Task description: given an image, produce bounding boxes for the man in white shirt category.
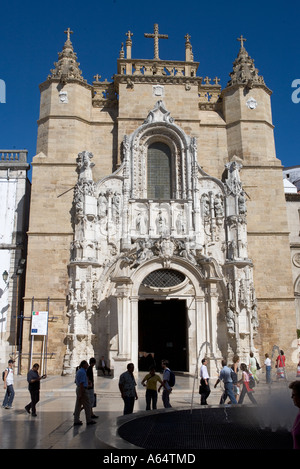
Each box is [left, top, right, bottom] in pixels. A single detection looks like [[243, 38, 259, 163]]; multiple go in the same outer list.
[[199, 358, 210, 405], [2, 359, 15, 409], [159, 360, 172, 408]]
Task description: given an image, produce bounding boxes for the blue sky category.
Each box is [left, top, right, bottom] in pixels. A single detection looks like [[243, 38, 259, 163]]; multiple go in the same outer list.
[[1, 0, 300, 180]]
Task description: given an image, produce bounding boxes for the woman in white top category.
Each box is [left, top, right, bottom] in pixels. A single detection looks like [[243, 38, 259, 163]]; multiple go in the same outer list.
[[264, 353, 271, 384], [2, 359, 15, 409]]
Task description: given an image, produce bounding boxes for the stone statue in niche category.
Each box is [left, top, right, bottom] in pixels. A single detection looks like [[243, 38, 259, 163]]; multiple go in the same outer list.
[[225, 161, 243, 195], [98, 192, 107, 218], [156, 210, 168, 236], [136, 211, 148, 235], [77, 151, 94, 181], [112, 192, 121, 219], [226, 308, 235, 336], [214, 193, 224, 218], [176, 212, 185, 234], [228, 240, 237, 260], [238, 191, 247, 215], [201, 193, 210, 219]]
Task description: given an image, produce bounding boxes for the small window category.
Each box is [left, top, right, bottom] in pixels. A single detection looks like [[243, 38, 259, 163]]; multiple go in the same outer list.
[[147, 142, 171, 199]]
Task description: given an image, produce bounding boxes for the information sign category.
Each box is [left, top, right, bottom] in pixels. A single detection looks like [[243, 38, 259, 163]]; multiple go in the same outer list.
[[31, 311, 49, 336]]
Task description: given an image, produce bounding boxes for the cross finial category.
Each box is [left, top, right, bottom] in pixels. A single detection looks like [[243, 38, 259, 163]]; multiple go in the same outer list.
[[64, 28, 74, 42], [144, 23, 168, 60], [185, 34, 191, 43], [126, 30, 133, 41], [93, 74, 101, 82], [237, 34, 246, 49]]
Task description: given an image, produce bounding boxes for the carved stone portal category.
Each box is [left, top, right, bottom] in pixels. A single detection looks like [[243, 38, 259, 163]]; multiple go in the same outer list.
[[63, 102, 258, 375]]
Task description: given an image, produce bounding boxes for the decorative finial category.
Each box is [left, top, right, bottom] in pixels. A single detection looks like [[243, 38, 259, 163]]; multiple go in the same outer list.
[[144, 23, 168, 60], [64, 28, 73, 42], [227, 35, 266, 89], [48, 29, 86, 84], [126, 30, 133, 41], [237, 35, 246, 49], [93, 74, 101, 82]]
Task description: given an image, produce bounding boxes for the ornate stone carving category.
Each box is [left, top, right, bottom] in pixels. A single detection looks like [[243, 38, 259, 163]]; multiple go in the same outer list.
[[227, 35, 266, 90], [63, 101, 258, 373], [246, 97, 257, 109], [48, 29, 86, 85]]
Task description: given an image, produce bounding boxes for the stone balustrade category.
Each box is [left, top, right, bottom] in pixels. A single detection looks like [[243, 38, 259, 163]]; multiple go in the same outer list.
[[0, 150, 28, 163]]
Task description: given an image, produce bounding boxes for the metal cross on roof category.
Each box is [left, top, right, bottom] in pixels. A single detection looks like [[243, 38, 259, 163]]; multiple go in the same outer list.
[[144, 24, 168, 60]]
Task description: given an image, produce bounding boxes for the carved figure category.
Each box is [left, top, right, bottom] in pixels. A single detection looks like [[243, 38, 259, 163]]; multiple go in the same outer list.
[[98, 192, 107, 218], [226, 308, 235, 335], [112, 192, 121, 218], [214, 193, 224, 217], [156, 210, 168, 235], [238, 191, 247, 214], [77, 151, 94, 181], [176, 212, 185, 234], [136, 211, 148, 235]]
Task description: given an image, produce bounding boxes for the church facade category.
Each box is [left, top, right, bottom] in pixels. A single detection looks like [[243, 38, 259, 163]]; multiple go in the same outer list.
[[21, 26, 296, 376]]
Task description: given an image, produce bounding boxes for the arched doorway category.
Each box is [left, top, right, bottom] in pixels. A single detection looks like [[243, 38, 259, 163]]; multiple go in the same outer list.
[[138, 298, 188, 372]]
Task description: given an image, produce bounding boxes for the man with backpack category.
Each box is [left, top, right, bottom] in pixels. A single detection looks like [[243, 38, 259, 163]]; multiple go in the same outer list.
[[159, 360, 175, 408]]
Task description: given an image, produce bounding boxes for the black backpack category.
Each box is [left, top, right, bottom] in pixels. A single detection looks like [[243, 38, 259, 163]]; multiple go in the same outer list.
[[230, 367, 238, 384], [168, 370, 175, 387]]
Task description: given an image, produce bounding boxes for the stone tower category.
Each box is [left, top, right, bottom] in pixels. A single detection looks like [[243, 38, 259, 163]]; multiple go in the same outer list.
[[21, 27, 296, 376]]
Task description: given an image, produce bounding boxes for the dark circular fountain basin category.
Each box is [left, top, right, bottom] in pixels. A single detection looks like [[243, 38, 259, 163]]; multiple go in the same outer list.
[[118, 407, 293, 449]]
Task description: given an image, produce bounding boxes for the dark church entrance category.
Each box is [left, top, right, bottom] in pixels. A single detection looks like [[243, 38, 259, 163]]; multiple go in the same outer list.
[[138, 299, 188, 372]]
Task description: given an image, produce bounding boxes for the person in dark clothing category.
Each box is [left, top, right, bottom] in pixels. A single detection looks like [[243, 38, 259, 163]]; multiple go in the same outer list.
[[87, 357, 98, 418], [99, 356, 111, 376], [25, 363, 46, 417]]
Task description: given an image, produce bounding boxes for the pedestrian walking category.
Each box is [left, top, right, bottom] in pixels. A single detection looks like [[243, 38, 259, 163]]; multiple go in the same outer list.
[[214, 359, 237, 405], [87, 357, 98, 419], [2, 359, 15, 409], [118, 363, 138, 415], [231, 355, 240, 403], [275, 350, 286, 379], [25, 363, 46, 417], [289, 380, 300, 449], [73, 360, 96, 426], [238, 363, 257, 405], [99, 356, 111, 376], [249, 352, 259, 384], [159, 360, 172, 408], [199, 358, 210, 405], [264, 353, 272, 384], [141, 366, 165, 410]]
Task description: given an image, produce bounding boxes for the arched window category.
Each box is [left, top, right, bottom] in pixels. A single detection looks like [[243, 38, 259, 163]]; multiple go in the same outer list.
[[147, 142, 172, 199]]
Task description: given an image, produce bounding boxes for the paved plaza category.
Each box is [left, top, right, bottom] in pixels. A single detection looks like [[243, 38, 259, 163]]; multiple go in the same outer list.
[[0, 368, 298, 452]]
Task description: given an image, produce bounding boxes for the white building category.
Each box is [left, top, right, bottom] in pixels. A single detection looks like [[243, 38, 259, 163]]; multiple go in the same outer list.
[[0, 150, 30, 369]]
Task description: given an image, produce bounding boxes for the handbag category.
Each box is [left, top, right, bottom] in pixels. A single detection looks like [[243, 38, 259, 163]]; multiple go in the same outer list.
[[93, 393, 97, 408]]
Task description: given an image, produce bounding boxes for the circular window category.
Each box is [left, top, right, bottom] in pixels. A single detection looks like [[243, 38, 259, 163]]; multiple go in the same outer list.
[[142, 269, 186, 289]]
